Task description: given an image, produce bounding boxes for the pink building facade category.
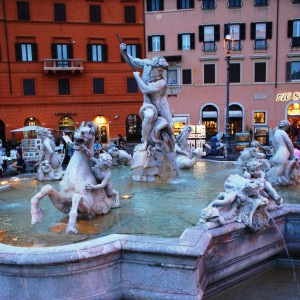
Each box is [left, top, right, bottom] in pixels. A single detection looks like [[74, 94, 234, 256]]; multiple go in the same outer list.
[[144, 0, 300, 142]]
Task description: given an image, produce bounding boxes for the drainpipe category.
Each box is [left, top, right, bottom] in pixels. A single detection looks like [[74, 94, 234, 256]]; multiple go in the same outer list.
[[2, 0, 12, 95], [275, 0, 279, 88]]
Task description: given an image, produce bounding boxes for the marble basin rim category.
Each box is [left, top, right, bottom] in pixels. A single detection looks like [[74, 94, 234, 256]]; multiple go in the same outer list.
[[0, 203, 299, 300]]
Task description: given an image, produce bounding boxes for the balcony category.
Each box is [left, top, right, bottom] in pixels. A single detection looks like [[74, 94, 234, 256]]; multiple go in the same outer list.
[[43, 59, 84, 74]]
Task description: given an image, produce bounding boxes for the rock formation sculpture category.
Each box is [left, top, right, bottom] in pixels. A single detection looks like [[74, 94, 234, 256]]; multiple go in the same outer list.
[[31, 121, 119, 234], [35, 127, 64, 181], [266, 120, 299, 185], [175, 125, 206, 169]]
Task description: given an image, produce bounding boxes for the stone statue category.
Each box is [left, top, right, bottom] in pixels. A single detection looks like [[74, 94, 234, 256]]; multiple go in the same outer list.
[[175, 125, 206, 169], [235, 140, 271, 176], [120, 43, 177, 181], [266, 120, 299, 185], [200, 173, 283, 232], [31, 121, 120, 234], [106, 143, 132, 166], [35, 127, 64, 181]]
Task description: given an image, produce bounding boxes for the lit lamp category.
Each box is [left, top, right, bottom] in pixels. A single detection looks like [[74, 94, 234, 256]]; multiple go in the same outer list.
[[223, 27, 235, 158]]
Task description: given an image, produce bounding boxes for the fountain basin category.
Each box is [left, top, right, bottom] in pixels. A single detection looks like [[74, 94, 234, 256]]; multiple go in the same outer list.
[[1, 204, 299, 299]]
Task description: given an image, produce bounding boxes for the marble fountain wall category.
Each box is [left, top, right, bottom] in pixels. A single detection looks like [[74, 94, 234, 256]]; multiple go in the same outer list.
[[0, 204, 299, 300]]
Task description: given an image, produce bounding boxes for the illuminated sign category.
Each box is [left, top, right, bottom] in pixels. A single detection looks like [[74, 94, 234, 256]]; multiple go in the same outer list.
[[276, 91, 300, 102]]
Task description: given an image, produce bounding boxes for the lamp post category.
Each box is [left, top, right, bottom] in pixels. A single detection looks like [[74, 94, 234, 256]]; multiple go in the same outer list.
[[223, 30, 234, 158]]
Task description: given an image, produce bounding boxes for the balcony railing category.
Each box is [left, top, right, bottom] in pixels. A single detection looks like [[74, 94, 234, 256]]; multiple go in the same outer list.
[[43, 59, 84, 73]]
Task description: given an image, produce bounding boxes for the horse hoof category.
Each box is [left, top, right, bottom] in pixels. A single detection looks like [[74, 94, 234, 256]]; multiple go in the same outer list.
[[31, 208, 44, 225], [66, 225, 78, 235]]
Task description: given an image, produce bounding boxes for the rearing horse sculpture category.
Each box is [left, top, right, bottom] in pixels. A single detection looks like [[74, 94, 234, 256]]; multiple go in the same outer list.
[[31, 121, 119, 234]]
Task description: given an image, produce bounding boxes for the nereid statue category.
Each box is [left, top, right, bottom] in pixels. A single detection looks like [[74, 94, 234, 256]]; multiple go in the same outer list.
[[175, 125, 206, 169], [265, 120, 299, 185], [31, 121, 119, 234], [120, 43, 177, 181], [36, 127, 64, 181]]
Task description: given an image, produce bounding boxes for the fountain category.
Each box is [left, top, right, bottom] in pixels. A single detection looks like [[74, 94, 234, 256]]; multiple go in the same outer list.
[[0, 159, 300, 299]]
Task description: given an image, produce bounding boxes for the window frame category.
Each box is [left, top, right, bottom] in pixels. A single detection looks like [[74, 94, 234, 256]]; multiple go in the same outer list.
[[146, 0, 164, 11], [87, 44, 108, 62], [148, 35, 165, 52], [253, 111, 267, 125], [127, 77, 138, 93], [254, 0, 269, 7], [15, 43, 38, 62], [251, 22, 272, 50], [167, 69, 179, 85], [178, 33, 195, 50], [54, 3, 66, 22], [199, 25, 220, 52], [93, 78, 104, 94], [177, 0, 194, 9], [23, 78, 35, 96], [58, 78, 70, 95], [225, 23, 245, 51], [229, 62, 241, 83], [203, 63, 216, 84], [254, 61, 267, 83], [201, 0, 216, 10], [182, 69, 192, 85], [89, 5, 101, 23], [288, 19, 300, 48], [286, 61, 300, 82], [228, 0, 242, 9], [17, 1, 30, 21]]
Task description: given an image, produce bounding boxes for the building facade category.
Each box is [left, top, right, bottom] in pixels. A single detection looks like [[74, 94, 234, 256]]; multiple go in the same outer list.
[[0, 0, 145, 146], [145, 0, 300, 141]]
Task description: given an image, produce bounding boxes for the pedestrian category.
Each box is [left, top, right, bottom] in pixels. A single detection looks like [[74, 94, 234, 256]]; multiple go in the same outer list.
[[210, 133, 220, 158]]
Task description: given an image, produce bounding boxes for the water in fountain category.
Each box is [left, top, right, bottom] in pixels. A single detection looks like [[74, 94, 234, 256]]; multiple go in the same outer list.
[[0, 160, 299, 247]]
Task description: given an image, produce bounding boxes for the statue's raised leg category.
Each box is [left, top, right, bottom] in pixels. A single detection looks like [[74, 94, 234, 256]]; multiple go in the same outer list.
[[66, 194, 83, 234]]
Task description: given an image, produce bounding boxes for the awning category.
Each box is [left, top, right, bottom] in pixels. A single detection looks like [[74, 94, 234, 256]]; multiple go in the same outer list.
[[172, 116, 188, 123], [229, 111, 243, 118], [202, 111, 217, 118]]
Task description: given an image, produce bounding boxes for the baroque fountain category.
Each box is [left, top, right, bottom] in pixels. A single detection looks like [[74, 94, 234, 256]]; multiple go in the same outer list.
[[0, 50, 300, 299]]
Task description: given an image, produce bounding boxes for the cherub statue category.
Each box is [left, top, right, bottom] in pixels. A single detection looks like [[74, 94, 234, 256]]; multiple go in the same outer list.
[[83, 148, 119, 207]]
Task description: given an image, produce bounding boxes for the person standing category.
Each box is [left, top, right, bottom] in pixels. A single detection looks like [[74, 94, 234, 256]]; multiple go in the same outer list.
[[210, 133, 219, 158]]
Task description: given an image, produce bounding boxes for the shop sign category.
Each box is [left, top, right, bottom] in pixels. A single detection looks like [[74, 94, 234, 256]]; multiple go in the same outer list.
[[276, 91, 300, 102], [55, 112, 77, 116]]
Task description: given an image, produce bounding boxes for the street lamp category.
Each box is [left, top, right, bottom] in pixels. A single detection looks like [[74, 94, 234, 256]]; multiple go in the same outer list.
[[223, 29, 234, 158]]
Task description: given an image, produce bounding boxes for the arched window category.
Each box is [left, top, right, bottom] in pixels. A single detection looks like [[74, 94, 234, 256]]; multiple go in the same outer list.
[[126, 114, 142, 142], [24, 117, 40, 126], [58, 116, 75, 134], [229, 104, 243, 135], [202, 105, 218, 138], [93, 115, 109, 143]]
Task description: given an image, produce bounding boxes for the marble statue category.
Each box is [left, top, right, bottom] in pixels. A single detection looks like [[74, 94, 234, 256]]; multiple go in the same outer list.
[[175, 125, 206, 169], [235, 140, 270, 173], [107, 143, 132, 166], [31, 121, 119, 234], [266, 120, 299, 185], [200, 172, 283, 232], [120, 43, 177, 181], [36, 127, 64, 181]]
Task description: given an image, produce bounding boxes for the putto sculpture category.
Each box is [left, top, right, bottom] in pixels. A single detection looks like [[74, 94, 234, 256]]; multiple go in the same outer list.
[[175, 125, 206, 169], [120, 42, 177, 181], [106, 143, 132, 166], [35, 127, 64, 181], [31, 121, 119, 234], [266, 120, 299, 185]]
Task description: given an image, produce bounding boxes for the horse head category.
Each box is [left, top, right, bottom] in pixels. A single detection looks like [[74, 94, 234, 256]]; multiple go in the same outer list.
[[73, 121, 96, 152]]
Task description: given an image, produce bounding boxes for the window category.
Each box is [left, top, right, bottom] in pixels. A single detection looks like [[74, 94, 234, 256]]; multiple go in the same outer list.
[[127, 78, 138, 93], [87, 44, 108, 62], [54, 3, 66, 22], [292, 0, 300, 3], [93, 78, 104, 94], [15, 43, 38, 62], [125, 44, 141, 59], [202, 0, 215, 10], [58, 78, 70, 95], [17, 1, 30, 20], [286, 61, 300, 81], [182, 69, 192, 84], [23, 79, 35, 96], [228, 0, 242, 8], [229, 63, 241, 83], [167, 69, 178, 85], [254, 62, 267, 82], [199, 25, 220, 52], [51, 43, 73, 66], [224, 24, 245, 51], [253, 112, 266, 124], [90, 5, 101, 23], [146, 0, 164, 11], [254, 0, 269, 6], [148, 35, 165, 52], [125, 6, 136, 23], [251, 22, 272, 50], [288, 20, 300, 48], [177, 0, 194, 9], [178, 33, 195, 50], [203, 64, 215, 84]]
